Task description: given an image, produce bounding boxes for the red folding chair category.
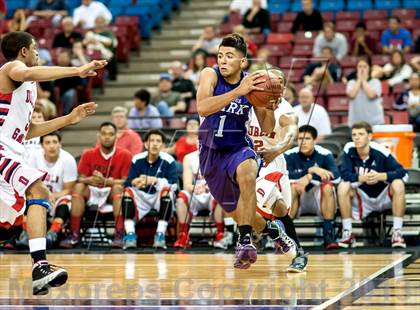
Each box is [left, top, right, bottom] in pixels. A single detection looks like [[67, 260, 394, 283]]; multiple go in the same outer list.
[[291, 44, 313, 57], [327, 83, 347, 96], [328, 97, 348, 112], [336, 11, 360, 20], [282, 12, 297, 22], [392, 9, 416, 20], [363, 10, 387, 20]]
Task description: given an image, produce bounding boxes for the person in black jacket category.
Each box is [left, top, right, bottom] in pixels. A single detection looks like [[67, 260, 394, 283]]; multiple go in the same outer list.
[[242, 0, 271, 35], [291, 0, 324, 34]]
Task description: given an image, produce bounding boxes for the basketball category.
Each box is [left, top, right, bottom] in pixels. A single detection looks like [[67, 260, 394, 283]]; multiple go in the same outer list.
[[245, 70, 283, 108]]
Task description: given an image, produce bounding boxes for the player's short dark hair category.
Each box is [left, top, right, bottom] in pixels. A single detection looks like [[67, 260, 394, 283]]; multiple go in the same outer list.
[[134, 89, 151, 105], [40, 131, 62, 144], [1, 31, 35, 61], [219, 33, 247, 57], [144, 129, 166, 144], [389, 16, 401, 23], [299, 125, 318, 140], [99, 121, 117, 133], [352, 121, 372, 134]]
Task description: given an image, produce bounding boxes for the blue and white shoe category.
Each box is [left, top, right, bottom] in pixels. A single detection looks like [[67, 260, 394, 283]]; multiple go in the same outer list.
[[123, 233, 137, 250], [153, 232, 167, 249], [270, 220, 297, 260]]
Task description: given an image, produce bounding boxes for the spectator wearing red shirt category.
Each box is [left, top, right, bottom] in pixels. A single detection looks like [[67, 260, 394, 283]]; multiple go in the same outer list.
[[166, 117, 199, 163], [0, 0, 6, 19], [111, 106, 143, 156], [59, 122, 132, 249]]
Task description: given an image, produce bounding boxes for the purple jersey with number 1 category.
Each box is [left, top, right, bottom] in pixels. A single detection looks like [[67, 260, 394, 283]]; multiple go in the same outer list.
[[199, 66, 258, 212]]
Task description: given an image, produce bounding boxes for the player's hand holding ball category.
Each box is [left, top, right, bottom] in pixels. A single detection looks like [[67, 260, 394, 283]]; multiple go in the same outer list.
[[244, 70, 283, 109], [237, 71, 266, 96]]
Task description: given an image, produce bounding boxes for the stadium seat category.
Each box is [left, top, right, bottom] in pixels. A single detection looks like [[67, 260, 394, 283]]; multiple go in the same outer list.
[[319, 0, 344, 12], [276, 22, 293, 33], [291, 44, 313, 57], [267, 33, 293, 44], [347, 0, 372, 11], [294, 31, 318, 44], [382, 96, 394, 110], [392, 8, 416, 19], [282, 12, 298, 22], [372, 55, 391, 66], [406, 169, 420, 187], [115, 16, 141, 52], [392, 83, 407, 97], [366, 20, 387, 32], [109, 7, 125, 19], [388, 111, 409, 124], [270, 13, 281, 31], [280, 56, 308, 68], [188, 100, 197, 114], [317, 141, 342, 158], [335, 11, 361, 20], [328, 97, 348, 111], [324, 132, 351, 147], [249, 34, 265, 47], [382, 81, 390, 96], [402, 0, 420, 9], [321, 11, 334, 21], [108, 0, 131, 7], [363, 10, 388, 20], [340, 56, 357, 69], [228, 12, 242, 25], [327, 83, 347, 96], [401, 19, 420, 32], [28, 19, 52, 38], [219, 24, 233, 35], [332, 125, 351, 135], [268, 2, 290, 13], [281, 68, 304, 83], [374, 0, 400, 10], [336, 20, 359, 32]]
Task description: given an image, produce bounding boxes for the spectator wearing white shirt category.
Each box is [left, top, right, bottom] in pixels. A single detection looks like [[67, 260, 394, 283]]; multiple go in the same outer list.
[[72, 0, 112, 29], [313, 22, 348, 61], [230, 0, 267, 15], [294, 87, 332, 139]]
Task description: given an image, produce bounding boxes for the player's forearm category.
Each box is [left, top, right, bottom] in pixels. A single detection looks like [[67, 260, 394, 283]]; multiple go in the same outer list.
[[26, 114, 72, 139], [197, 88, 241, 117], [16, 66, 80, 82]]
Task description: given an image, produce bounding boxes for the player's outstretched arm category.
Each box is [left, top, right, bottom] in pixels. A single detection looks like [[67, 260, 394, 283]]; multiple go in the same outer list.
[[26, 102, 97, 139], [197, 68, 265, 117], [7, 60, 107, 82]]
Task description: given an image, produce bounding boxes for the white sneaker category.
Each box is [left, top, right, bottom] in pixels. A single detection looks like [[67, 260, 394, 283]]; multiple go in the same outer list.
[[213, 231, 233, 249], [391, 229, 406, 248]]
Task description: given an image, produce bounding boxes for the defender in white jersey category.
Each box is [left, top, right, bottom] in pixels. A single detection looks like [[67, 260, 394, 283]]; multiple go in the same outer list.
[[248, 69, 308, 273], [174, 150, 228, 249], [0, 31, 106, 295]]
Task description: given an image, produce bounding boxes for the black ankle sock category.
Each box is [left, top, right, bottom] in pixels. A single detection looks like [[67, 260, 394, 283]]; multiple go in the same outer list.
[[277, 215, 301, 248], [226, 224, 235, 233], [238, 225, 252, 244], [31, 250, 47, 265]]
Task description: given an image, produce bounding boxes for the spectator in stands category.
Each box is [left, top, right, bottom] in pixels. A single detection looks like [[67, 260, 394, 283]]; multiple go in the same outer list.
[[347, 57, 384, 127], [284, 83, 298, 107], [351, 22, 376, 57], [152, 74, 185, 117], [53, 17, 83, 49], [121, 129, 178, 250], [410, 55, 420, 72], [230, 0, 267, 16], [71, 41, 89, 66], [59, 122, 132, 249], [233, 24, 258, 57], [83, 16, 118, 80], [32, 0, 67, 26], [291, 0, 323, 34], [302, 46, 340, 88], [248, 47, 272, 73], [22, 106, 47, 163], [313, 22, 348, 61], [337, 121, 408, 248], [414, 36, 420, 54], [242, 0, 271, 35], [294, 87, 331, 138], [374, 50, 413, 87], [111, 106, 144, 156], [36, 83, 56, 119], [285, 125, 340, 249], [185, 50, 207, 87], [381, 16, 413, 54], [192, 25, 222, 56], [174, 149, 227, 249], [53, 51, 83, 115], [7, 9, 28, 32], [394, 72, 420, 131], [128, 89, 162, 130], [28, 132, 77, 248], [170, 61, 195, 111], [0, 0, 6, 19], [165, 116, 199, 164], [73, 0, 112, 30]]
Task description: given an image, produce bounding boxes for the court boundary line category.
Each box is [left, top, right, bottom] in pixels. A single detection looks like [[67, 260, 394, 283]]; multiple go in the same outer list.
[[313, 253, 412, 310]]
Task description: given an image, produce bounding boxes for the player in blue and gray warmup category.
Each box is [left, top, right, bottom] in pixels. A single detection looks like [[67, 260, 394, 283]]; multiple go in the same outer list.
[[197, 33, 296, 269]]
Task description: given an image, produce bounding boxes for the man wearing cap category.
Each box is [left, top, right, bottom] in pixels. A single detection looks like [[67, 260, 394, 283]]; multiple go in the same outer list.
[[152, 73, 186, 117]]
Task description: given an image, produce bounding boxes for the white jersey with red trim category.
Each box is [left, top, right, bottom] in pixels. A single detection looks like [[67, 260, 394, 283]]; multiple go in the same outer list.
[[0, 78, 37, 156]]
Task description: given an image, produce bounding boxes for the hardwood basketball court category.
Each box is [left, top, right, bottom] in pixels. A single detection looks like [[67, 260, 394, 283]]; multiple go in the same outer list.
[[0, 250, 418, 309]]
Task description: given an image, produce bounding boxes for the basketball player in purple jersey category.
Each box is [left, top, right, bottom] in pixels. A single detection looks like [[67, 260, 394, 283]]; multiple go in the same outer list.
[[197, 34, 294, 269]]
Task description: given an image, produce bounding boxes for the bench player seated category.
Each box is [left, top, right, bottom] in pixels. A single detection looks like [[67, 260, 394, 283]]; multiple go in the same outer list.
[[59, 122, 132, 248], [17, 132, 77, 248], [285, 125, 341, 249], [337, 121, 408, 248], [121, 129, 178, 250], [174, 149, 229, 249]]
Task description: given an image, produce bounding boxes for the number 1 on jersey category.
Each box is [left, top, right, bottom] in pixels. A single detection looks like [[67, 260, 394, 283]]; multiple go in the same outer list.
[[215, 115, 226, 137]]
